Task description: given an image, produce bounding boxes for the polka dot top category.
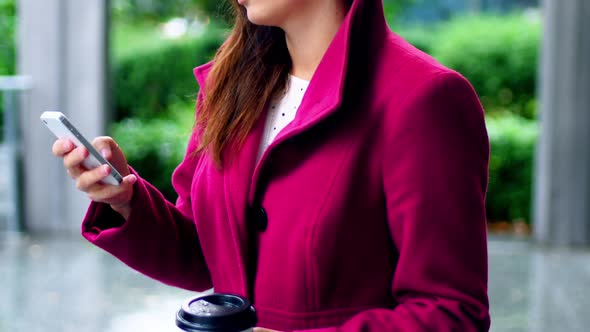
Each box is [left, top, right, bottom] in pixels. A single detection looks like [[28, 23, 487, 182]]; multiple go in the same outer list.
[[257, 75, 310, 161]]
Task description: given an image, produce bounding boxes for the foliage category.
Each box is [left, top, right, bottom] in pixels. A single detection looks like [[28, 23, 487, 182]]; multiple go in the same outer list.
[[0, 0, 16, 139], [383, 0, 418, 26], [111, 21, 171, 60], [111, 103, 195, 201], [428, 14, 541, 119], [112, 25, 225, 121], [0, 0, 15, 76], [486, 113, 538, 223], [112, 0, 228, 22], [395, 24, 437, 54], [110, 22, 224, 200]]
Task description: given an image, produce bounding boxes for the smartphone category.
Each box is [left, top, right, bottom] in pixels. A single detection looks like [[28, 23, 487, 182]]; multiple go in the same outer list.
[[40, 111, 123, 186]]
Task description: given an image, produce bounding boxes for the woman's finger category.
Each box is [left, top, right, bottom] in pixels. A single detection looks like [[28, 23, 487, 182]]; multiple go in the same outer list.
[[87, 174, 136, 204], [63, 146, 89, 169], [91, 136, 130, 177], [66, 165, 85, 179], [92, 136, 116, 160], [52, 139, 74, 157], [76, 164, 111, 192]]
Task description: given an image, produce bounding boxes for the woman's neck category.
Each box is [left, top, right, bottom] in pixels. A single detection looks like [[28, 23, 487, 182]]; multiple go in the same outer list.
[[282, 1, 348, 81]]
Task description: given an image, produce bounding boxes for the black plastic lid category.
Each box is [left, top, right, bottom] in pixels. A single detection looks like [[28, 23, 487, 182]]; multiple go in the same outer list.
[[176, 294, 257, 332]]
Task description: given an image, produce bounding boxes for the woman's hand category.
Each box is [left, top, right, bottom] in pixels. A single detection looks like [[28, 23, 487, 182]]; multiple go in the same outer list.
[[52, 136, 137, 219], [254, 328, 282, 332]]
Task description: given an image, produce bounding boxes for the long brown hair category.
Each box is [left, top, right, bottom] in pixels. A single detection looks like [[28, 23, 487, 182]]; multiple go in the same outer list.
[[196, 2, 291, 166]]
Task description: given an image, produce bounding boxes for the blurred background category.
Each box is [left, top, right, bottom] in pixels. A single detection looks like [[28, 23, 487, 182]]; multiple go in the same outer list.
[[1, 0, 589, 331]]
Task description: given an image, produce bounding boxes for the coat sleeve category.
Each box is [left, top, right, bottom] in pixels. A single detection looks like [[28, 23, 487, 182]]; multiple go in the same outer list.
[[81, 91, 212, 292], [296, 71, 491, 331]]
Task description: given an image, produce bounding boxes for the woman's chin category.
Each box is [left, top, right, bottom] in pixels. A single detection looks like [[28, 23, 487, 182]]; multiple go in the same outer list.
[[245, 13, 273, 26], [243, 6, 281, 27]]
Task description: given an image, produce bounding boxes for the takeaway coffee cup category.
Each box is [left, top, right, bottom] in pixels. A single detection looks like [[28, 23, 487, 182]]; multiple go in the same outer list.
[[176, 293, 257, 332]]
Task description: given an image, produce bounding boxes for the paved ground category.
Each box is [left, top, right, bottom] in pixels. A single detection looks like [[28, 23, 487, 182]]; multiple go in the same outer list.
[[0, 141, 587, 331], [487, 236, 590, 332], [1, 233, 589, 332]]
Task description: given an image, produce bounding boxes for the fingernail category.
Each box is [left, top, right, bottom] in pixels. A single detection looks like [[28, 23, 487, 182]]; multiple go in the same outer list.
[[101, 165, 110, 175], [62, 141, 71, 150], [127, 174, 137, 184], [100, 149, 109, 159]]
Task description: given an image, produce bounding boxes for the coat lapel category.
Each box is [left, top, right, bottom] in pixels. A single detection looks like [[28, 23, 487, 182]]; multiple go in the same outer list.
[[248, 0, 378, 203]]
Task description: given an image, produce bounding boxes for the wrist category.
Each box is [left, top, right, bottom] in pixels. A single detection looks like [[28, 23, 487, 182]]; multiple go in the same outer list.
[[110, 203, 132, 220]]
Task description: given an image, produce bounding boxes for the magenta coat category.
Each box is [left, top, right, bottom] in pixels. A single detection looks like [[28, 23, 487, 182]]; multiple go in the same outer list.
[[82, 0, 491, 330]]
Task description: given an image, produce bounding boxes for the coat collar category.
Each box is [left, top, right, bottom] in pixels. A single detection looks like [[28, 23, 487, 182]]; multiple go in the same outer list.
[[247, 0, 389, 203], [193, 0, 389, 127], [192, 0, 390, 296]]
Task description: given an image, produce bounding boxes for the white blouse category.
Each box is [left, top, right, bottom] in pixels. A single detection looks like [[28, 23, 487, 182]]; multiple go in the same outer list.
[[257, 75, 310, 161]]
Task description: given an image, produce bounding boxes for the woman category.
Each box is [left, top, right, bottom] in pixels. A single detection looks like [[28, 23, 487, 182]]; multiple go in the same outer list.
[[52, 0, 491, 330]]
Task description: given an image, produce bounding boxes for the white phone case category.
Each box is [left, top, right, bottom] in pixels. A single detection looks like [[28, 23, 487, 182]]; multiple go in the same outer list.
[[40, 111, 123, 186]]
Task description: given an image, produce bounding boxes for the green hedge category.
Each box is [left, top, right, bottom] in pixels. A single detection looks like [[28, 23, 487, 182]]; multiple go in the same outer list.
[[486, 113, 538, 223], [399, 13, 541, 119], [0, 0, 17, 139], [112, 27, 225, 121], [113, 13, 541, 121], [395, 24, 437, 54], [111, 103, 195, 201], [0, 0, 15, 76]]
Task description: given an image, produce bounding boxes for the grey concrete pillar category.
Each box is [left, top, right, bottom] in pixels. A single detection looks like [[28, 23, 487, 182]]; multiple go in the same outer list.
[[534, 0, 590, 246], [18, 0, 108, 234]]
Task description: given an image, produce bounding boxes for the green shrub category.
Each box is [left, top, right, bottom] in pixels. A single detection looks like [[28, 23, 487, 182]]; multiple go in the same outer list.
[[111, 102, 195, 201], [112, 0, 225, 23], [112, 26, 225, 121], [0, 0, 15, 76], [383, 0, 418, 27], [0, 0, 16, 139], [486, 113, 538, 223], [395, 24, 437, 54], [429, 14, 541, 119]]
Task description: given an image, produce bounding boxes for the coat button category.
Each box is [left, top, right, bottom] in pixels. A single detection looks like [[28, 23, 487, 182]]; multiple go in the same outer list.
[[254, 206, 268, 232]]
